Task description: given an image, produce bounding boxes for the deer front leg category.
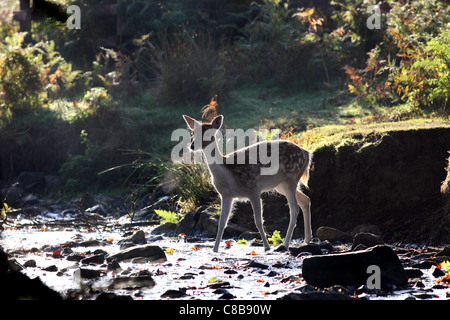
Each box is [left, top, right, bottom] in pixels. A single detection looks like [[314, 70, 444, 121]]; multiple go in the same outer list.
[[213, 196, 233, 253], [249, 195, 271, 251]]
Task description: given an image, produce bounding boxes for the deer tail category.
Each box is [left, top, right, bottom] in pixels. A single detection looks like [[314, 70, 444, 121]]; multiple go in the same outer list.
[[300, 150, 312, 190]]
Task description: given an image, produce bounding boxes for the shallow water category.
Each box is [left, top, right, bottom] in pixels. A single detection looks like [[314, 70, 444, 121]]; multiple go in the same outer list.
[[1, 219, 449, 300]]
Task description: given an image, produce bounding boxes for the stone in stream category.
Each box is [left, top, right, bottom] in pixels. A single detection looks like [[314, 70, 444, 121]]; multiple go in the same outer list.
[[302, 245, 408, 289], [316, 226, 352, 242], [106, 244, 166, 263], [108, 275, 155, 290]]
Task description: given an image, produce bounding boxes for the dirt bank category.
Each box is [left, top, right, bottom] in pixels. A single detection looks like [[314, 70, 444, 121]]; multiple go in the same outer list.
[[232, 126, 450, 244]]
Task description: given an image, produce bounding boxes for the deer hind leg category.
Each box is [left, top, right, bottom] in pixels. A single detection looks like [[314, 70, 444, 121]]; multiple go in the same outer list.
[[296, 190, 312, 243], [249, 195, 271, 251], [213, 196, 233, 253], [276, 183, 299, 249]]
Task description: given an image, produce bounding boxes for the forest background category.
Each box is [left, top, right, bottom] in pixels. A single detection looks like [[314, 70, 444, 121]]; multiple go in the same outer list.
[[0, 0, 449, 214]]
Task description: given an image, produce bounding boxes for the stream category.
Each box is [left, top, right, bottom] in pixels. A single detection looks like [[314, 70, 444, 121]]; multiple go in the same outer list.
[[1, 210, 449, 301]]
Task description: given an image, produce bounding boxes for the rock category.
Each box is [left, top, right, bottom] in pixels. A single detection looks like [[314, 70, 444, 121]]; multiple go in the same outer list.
[[44, 175, 61, 191], [119, 230, 146, 245], [436, 246, 450, 257], [316, 226, 352, 242], [85, 204, 109, 217], [17, 171, 45, 190], [21, 193, 40, 206], [302, 245, 408, 289], [351, 232, 384, 250], [106, 244, 166, 263], [247, 260, 269, 270], [96, 292, 133, 300], [351, 224, 382, 236], [23, 260, 37, 268], [0, 185, 24, 205], [151, 222, 177, 235], [108, 275, 155, 290], [161, 289, 188, 298], [289, 243, 322, 256], [175, 206, 248, 238], [43, 265, 58, 272], [431, 265, 446, 278], [79, 268, 104, 279], [79, 193, 97, 211], [278, 292, 355, 300], [0, 247, 62, 300], [404, 268, 423, 279], [81, 253, 106, 265]]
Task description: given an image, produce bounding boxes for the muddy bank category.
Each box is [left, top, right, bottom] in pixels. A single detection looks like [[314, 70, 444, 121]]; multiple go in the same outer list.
[[231, 127, 450, 244]]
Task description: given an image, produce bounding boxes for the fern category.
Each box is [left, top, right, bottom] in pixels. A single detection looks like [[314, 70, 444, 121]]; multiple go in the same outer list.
[[154, 209, 182, 224]]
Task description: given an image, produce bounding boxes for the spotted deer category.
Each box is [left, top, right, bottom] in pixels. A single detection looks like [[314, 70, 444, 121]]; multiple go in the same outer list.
[[183, 114, 312, 253]]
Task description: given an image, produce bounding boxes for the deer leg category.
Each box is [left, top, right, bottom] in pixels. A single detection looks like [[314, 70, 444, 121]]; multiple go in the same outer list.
[[249, 195, 271, 251], [283, 188, 300, 249], [296, 190, 312, 243], [213, 196, 233, 253]]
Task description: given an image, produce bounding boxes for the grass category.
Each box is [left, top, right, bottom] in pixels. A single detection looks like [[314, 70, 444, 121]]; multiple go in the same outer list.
[[118, 84, 449, 157]]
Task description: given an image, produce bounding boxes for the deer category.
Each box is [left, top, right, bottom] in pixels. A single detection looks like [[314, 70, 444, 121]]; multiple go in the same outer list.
[[182, 114, 312, 253]]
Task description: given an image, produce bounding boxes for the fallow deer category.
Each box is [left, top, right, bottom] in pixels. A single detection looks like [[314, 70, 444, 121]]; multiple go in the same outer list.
[[183, 114, 312, 252]]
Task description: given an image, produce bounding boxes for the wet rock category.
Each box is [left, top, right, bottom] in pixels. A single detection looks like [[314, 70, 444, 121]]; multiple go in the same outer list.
[[0, 185, 24, 205], [161, 289, 188, 298], [351, 232, 384, 250], [0, 248, 62, 300], [431, 265, 446, 278], [23, 260, 37, 268], [78, 239, 104, 247], [44, 175, 61, 191], [108, 275, 155, 290], [175, 206, 248, 238], [208, 281, 232, 289], [119, 230, 146, 245], [278, 292, 355, 300], [81, 253, 106, 265], [17, 171, 45, 191], [404, 268, 423, 279], [351, 224, 382, 236], [151, 222, 177, 235], [21, 194, 40, 206], [67, 253, 84, 262], [316, 226, 352, 242], [302, 245, 408, 289], [289, 243, 322, 256], [247, 260, 269, 270], [106, 244, 166, 263], [96, 292, 133, 300], [43, 265, 58, 272], [436, 246, 450, 257], [79, 268, 104, 279]]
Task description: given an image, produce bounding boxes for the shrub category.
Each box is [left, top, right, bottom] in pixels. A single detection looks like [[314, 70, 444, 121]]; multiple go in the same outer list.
[[147, 29, 233, 103], [0, 32, 87, 122]]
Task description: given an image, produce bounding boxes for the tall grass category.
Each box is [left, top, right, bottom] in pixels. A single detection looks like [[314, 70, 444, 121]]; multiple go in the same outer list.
[[145, 29, 234, 103]]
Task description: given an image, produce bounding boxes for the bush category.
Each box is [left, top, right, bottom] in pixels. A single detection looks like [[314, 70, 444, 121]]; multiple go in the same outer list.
[[344, 0, 450, 113], [0, 32, 87, 122], [147, 30, 234, 103]]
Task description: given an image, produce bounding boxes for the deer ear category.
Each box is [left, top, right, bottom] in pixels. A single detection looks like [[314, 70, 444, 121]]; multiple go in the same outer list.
[[211, 115, 223, 129], [183, 115, 197, 130]]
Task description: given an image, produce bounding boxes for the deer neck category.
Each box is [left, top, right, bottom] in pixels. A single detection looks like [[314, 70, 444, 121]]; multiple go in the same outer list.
[[202, 139, 225, 169]]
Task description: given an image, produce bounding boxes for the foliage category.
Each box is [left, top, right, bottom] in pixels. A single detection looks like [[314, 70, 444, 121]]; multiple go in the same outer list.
[[159, 162, 215, 213], [0, 32, 88, 123], [344, 0, 450, 113], [390, 30, 450, 110], [268, 230, 284, 246], [154, 209, 182, 224]]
